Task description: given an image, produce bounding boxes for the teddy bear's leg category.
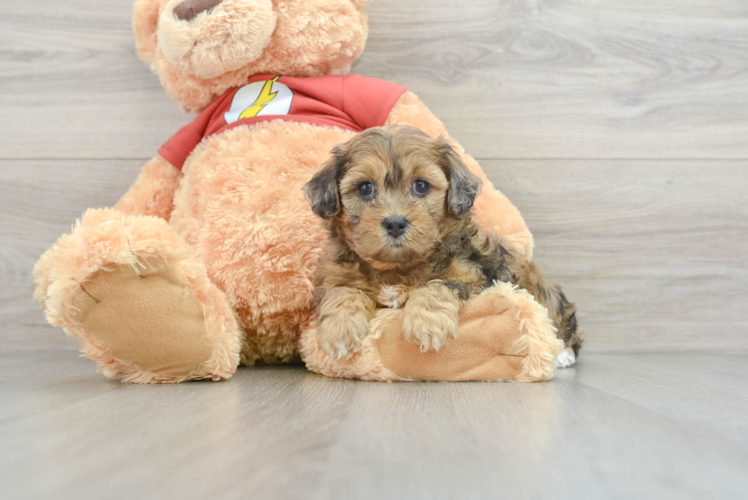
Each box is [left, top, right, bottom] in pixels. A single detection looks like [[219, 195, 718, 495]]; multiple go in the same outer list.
[[300, 282, 563, 382], [34, 208, 241, 383]]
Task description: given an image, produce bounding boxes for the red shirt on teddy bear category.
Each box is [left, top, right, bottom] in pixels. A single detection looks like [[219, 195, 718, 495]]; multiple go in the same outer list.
[[159, 74, 408, 170]]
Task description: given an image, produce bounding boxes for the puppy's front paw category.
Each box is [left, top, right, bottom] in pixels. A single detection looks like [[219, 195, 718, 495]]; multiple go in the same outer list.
[[316, 312, 370, 360], [402, 295, 460, 352]]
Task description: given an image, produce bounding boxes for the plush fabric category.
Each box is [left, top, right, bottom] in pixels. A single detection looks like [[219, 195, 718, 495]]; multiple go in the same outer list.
[[136, 0, 370, 112], [170, 120, 355, 364], [34, 0, 560, 384], [158, 0, 278, 80], [114, 156, 182, 219], [300, 282, 562, 382], [70, 262, 214, 380], [34, 209, 240, 383], [158, 74, 407, 169]]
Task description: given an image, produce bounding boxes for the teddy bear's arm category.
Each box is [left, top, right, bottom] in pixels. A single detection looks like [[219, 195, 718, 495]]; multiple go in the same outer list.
[[114, 156, 183, 220], [385, 91, 534, 260]]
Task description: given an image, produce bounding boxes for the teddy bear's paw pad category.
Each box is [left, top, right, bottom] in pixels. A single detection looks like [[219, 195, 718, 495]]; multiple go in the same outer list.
[[69, 259, 214, 380]]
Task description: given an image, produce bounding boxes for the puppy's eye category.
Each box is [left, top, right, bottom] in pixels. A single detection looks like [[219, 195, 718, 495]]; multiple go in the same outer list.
[[357, 181, 377, 200], [412, 179, 431, 197]]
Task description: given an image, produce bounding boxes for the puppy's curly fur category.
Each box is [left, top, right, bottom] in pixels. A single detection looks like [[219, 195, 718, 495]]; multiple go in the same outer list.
[[304, 125, 581, 359]]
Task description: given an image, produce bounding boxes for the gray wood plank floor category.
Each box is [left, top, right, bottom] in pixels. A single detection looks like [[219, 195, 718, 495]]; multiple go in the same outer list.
[[1, 351, 747, 500]]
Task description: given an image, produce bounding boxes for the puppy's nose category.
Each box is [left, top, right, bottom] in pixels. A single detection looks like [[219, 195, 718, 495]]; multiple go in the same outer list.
[[174, 0, 224, 21], [382, 216, 409, 238]]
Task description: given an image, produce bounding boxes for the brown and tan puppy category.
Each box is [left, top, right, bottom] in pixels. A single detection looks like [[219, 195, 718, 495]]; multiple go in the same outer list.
[[304, 125, 581, 361]]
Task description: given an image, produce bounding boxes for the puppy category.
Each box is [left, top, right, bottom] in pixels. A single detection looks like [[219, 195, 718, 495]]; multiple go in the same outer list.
[[304, 125, 581, 361]]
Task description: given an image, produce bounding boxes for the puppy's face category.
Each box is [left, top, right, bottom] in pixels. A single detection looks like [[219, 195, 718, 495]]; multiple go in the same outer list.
[[304, 126, 482, 268]]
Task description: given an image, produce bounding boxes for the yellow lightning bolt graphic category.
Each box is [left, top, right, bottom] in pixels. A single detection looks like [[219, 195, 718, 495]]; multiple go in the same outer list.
[[239, 76, 281, 119]]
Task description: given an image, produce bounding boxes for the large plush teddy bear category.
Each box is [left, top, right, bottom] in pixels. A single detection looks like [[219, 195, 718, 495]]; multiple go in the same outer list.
[[34, 0, 564, 383]]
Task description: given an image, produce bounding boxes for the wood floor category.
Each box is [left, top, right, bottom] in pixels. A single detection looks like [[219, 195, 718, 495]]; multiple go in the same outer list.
[[1, 351, 747, 500]]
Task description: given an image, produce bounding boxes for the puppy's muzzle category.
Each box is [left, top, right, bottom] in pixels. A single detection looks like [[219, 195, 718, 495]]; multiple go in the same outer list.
[[382, 216, 409, 238]]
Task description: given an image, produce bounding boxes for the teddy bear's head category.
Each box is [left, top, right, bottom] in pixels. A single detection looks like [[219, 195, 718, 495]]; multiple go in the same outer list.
[[134, 0, 370, 112]]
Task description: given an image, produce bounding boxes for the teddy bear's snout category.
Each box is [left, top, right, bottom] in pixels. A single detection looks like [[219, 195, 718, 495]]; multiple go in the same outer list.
[[173, 0, 224, 22], [159, 0, 278, 80]]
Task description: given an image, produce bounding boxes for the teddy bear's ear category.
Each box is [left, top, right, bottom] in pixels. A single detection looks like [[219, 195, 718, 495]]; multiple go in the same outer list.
[[133, 0, 161, 64]]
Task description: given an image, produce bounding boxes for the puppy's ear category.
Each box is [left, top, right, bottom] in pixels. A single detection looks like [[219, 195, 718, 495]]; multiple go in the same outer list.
[[435, 137, 483, 216], [304, 148, 345, 219]]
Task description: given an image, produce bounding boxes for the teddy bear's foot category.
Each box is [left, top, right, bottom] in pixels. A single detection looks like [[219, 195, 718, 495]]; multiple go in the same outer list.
[[300, 281, 564, 382], [34, 208, 241, 383], [68, 259, 231, 383]]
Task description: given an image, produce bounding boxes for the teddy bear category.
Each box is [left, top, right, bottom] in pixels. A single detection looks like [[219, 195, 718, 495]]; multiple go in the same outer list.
[[33, 0, 564, 384]]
